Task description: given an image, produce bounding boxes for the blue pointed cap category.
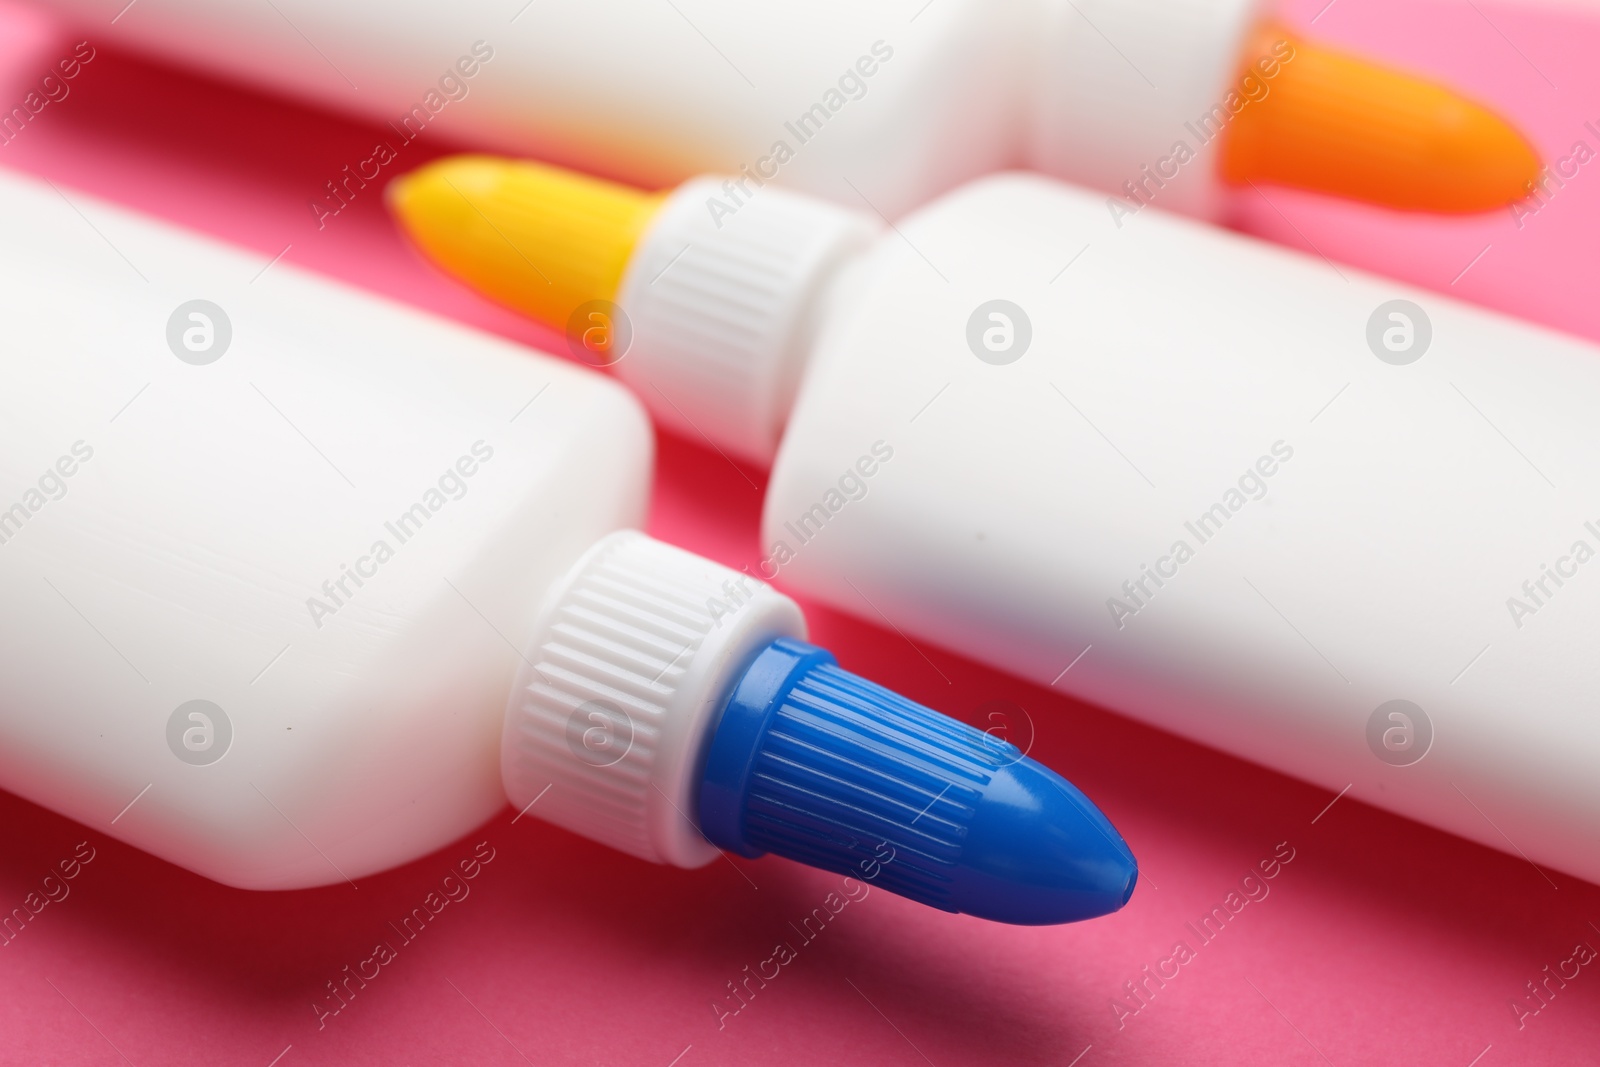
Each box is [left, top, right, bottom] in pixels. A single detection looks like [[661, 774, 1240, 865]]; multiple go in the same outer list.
[[696, 638, 1137, 925]]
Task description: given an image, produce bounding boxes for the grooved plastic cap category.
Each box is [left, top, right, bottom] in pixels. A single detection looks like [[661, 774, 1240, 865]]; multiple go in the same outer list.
[[614, 178, 879, 463], [389, 157, 878, 463], [501, 531, 804, 868], [699, 638, 1139, 925]]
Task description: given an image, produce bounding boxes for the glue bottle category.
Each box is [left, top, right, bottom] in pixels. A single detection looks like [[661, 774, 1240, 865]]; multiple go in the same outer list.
[[0, 167, 1136, 924], [36, 0, 1539, 219], [392, 154, 1600, 886]]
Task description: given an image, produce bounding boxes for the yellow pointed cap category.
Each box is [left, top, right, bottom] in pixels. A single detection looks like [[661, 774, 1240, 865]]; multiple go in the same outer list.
[[1222, 26, 1541, 213], [386, 155, 665, 332]]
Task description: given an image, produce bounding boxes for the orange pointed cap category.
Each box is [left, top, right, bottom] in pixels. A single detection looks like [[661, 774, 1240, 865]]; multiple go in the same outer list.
[[1221, 25, 1541, 213]]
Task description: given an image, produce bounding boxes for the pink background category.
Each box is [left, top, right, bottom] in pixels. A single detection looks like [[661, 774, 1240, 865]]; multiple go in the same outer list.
[[2, 0, 1598, 1063]]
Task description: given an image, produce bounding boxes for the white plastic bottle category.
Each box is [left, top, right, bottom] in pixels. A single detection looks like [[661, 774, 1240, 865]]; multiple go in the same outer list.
[[397, 158, 1600, 885], [0, 168, 1138, 923], [32, 0, 1537, 219]]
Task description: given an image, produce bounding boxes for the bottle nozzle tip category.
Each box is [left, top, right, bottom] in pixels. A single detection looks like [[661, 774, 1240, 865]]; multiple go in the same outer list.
[[698, 638, 1137, 926], [948, 758, 1138, 925], [1223, 27, 1542, 213], [386, 154, 662, 331]]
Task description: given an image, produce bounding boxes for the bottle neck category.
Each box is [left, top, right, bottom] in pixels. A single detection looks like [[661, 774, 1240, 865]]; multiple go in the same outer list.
[[1022, 0, 1265, 221], [500, 530, 807, 869], [498, 532, 1139, 925], [609, 178, 879, 467]]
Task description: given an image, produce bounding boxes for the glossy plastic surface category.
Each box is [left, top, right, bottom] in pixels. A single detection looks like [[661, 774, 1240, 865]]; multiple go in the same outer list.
[[699, 637, 1137, 924]]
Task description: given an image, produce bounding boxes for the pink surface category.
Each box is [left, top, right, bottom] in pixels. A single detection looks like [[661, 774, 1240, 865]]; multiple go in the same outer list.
[[1, 1, 1599, 1065]]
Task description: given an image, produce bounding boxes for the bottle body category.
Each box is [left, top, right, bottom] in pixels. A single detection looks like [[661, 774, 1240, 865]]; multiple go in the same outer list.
[[37, 0, 1258, 218], [765, 173, 1600, 884], [0, 169, 652, 888]]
